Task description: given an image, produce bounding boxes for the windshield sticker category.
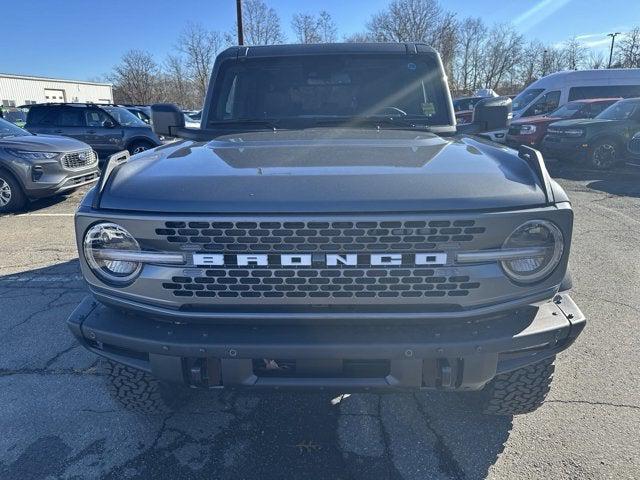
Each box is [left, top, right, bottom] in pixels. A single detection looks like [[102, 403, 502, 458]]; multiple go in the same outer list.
[[421, 102, 436, 116]]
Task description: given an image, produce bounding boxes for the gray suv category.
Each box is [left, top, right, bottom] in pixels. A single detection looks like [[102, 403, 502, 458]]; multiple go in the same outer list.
[[68, 43, 584, 416], [0, 117, 99, 212], [24, 103, 164, 159]]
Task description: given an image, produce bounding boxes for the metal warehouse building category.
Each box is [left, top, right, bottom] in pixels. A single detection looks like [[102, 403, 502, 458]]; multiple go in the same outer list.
[[0, 73, 113, 107]]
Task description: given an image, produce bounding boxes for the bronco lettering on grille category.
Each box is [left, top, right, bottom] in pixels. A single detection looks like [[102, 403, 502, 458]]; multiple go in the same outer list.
[[192, 253, 447, 267]]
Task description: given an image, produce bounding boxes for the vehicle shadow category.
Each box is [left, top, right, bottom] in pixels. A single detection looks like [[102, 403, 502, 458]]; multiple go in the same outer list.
[[0, 261, 512, 480], [546, 159, 640, 198]]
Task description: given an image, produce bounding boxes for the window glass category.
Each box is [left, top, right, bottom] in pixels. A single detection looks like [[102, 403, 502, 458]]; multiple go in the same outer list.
[[85, 108, 113, 127], [210, 54, 451, 126], [58, 107, 86, 127], [568, 85, 640, 101], [26, 106, 60, 126], [512, 88, 544, 111], [0, 118, 30, 137], [597, 100, 640, 120], [524, 90, 560, 116]]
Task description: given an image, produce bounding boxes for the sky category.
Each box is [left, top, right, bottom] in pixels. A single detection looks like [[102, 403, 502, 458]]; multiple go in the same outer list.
[[1, 0, 638, 81]]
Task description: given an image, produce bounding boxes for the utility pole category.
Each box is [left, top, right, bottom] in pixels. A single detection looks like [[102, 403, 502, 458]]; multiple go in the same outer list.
[[236, 0, 244, 45], [607, 32, 621, 68]]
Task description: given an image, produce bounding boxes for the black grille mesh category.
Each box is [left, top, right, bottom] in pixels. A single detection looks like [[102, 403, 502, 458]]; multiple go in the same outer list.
[[155, 220, 486, 253], [162, 268, 481, 299]]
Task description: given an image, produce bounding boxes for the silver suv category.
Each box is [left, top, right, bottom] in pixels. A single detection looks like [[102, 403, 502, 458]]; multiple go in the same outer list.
[[0, 117, 99, 212]]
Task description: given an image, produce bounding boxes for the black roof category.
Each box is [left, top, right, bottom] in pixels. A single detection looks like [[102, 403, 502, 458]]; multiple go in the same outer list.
[[219, 42, 439, 59]]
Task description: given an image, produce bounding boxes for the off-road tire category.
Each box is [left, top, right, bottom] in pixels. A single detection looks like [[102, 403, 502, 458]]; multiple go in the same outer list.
[[474, 356, 555, 416], [589, 138, 620, 170], [0, 169, 27, 213], [127, 140, 155, 156], [104, 360, 188, 414]]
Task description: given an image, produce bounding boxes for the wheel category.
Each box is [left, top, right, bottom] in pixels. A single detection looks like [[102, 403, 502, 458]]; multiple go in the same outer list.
[[127, 140, 154, 156], [104, 360, 189, 414], [0, 170, 27, 213], [589, 138, 620, 169], [469, 356, 555, 416]]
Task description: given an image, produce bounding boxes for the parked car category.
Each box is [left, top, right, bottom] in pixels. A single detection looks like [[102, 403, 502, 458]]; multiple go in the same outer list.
[[123, 105, 152, 124], [0, 117, 99, 212], [67, 43, 584, 417], [506, 98, 619, 149], [22, 103, 165, 158], [493, 69, 640, 143], [452, 96, 484, 124], [628, 131, 640, 160], [1, 108, 27, 128], [542, 97, 640, 169]]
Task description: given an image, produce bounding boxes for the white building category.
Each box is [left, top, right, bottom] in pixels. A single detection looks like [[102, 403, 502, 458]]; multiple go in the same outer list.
[[0, 73, 113, 107]]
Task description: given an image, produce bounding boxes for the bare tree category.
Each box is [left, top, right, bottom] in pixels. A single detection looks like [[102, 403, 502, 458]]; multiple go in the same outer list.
[[241, 0, 284, 45], [163, 55, 197, 108], [586, 50, 606, 69], [109, 50, 161, 104], [317, 11, 337, 42], [615, 27, 640, 68], [291, 13, 321, 44], [562, 37, 586, 70], [343, 31, 374, 43], [291, 10, 337, 44], [480, 24, 524, 90], [453, 17, 487, 94], [177, 23, 222, 102], [367, 0, 444, 42]]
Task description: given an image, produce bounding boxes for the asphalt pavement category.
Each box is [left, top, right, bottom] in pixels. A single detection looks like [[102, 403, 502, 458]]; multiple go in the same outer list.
[[0, 160, 639, 480]]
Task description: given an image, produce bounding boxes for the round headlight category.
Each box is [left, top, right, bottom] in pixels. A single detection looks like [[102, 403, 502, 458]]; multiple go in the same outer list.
[[83, 223, 142, 285], [501, 220, 564, 284]]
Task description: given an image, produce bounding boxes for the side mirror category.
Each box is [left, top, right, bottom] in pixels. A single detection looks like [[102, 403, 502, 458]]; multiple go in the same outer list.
[[103, 120, 116, 128], [457, 96, 512, 135], [151, 103, 185, 136]]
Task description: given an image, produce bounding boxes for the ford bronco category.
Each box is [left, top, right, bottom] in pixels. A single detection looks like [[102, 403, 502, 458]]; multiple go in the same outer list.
[[67, 43, 585, 415]]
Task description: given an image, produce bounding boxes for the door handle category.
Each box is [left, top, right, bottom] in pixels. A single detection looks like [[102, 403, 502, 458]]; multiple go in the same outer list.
[[87, 130, 96, 134], [54, 130, 63, 133]]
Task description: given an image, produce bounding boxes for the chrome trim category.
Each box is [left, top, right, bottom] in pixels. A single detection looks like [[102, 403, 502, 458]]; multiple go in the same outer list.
[[93, 249, 186, 265], [456, 247, 548, 263]]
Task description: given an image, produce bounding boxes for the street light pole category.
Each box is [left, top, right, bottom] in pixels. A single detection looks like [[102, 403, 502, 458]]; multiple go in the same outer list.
[[607, 32, 621, 68], [236, 0, 244, 46]]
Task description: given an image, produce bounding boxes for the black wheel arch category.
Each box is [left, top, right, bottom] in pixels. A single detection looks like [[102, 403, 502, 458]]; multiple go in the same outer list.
[[125, 136, 159, 151]]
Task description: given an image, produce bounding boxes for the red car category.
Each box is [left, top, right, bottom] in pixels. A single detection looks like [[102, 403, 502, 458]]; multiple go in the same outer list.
[[506, 98, 620, 149]]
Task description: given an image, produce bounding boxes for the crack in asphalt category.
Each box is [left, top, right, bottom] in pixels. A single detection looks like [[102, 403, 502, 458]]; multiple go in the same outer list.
[[0, 360, 100, 378], [412, 394, 467, 480], [573, 290, 640, 316], [376, 397, 404, 480], [5, 291, 68, 333], [546, 399, 640, 411]]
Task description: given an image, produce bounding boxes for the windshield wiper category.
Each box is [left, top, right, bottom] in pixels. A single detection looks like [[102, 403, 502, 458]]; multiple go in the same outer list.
[[311, 116, 433, 130], [207, 119, 281, 130]]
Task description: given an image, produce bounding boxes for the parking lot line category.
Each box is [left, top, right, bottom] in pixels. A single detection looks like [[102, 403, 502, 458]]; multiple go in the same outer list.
[[13, 213, 75, 217]]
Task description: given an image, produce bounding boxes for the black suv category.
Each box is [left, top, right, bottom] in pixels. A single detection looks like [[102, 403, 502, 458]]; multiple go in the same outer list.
[[23, 103, 164, 159]]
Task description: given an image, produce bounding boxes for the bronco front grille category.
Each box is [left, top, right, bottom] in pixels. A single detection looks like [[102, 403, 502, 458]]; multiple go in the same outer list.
[[154, 220, 486, 253], [161, 268, 481, 300], [61, 150, 97, 170]]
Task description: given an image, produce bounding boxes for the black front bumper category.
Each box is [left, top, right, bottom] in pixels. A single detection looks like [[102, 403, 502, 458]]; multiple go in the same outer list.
[[67, 294, 585, 391]]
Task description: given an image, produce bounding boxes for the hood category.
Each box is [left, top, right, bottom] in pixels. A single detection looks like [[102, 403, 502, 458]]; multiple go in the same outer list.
[[99, 128, 548, 213], [548, 118, 622, 128], [1, 133, 89, 152], [512, 115, 560, 126]]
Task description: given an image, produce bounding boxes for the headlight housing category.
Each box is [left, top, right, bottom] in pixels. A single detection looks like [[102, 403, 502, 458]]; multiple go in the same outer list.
[[501, 220, 564, 284], [519, 124, 537, 134], [83, 223, 142, 285], [5, 149, 59, 160]]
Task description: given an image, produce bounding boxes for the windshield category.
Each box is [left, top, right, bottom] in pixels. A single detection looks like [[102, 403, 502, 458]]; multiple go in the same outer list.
[[548, 102, 583, 118], [452, 97, 480, 112], [597, 101, 639, 120], [101, 106, 147, 126], [512, 88, 544, 111], [209, 54, 450, 127], [3, 110, 27, 124], [0, 117, 30, 138]]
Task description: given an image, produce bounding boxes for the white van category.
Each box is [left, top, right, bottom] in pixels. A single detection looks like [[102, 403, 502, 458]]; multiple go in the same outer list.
[[492, 69, 640, 142]]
